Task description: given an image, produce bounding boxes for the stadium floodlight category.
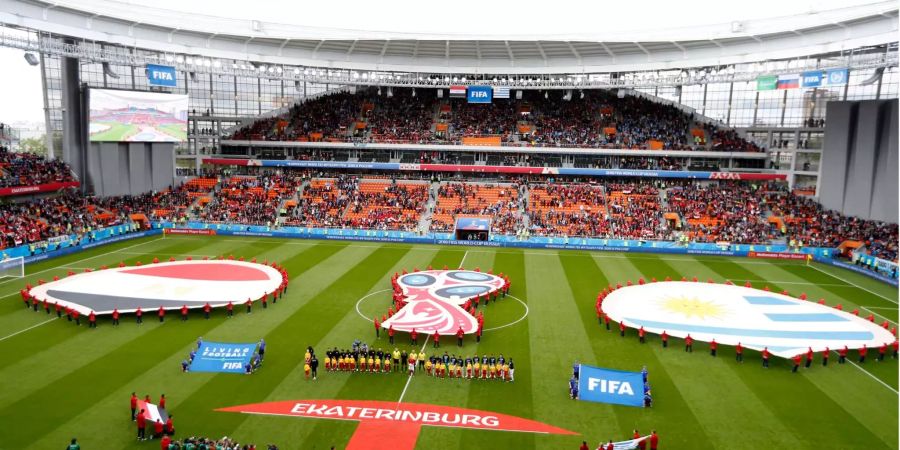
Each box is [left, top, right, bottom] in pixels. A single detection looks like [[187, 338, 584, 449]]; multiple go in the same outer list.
[[204, 60, 212, 67], [165, 55, 174, 63], [102, 62, 119, 79], [186, 57, 194, 65], [293, 68, 300, 75], [23, 52, 39, 66]]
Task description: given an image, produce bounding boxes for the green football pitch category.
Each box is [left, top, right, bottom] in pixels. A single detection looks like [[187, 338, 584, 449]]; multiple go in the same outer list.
[[0, 235, 896, 449]]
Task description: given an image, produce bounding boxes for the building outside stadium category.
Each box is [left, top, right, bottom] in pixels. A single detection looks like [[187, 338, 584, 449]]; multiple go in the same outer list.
[[0, 1, 897, 449]]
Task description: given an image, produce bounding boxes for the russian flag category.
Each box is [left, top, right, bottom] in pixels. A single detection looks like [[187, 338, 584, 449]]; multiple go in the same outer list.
[[776, 74, 800, 90]]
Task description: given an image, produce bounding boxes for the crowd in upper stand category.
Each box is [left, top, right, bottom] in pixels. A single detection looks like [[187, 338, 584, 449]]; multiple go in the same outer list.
[[1, 146, 76, 188], [226, 88, 763, 152]]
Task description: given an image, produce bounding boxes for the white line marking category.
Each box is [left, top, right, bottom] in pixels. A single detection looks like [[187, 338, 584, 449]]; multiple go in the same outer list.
[[860, 307, 898, 326], [458, 250, 469, 269], [832, 351, 900, 395], [862, 306, 899, 311], [808, 264, 898, 305], [0, 237, 166, 288], [0, 317, 58, 342], [397, 338, 430, 405]]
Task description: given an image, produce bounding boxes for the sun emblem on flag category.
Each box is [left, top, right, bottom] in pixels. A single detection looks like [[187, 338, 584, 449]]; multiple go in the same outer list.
[[659, 295, 727, 320]]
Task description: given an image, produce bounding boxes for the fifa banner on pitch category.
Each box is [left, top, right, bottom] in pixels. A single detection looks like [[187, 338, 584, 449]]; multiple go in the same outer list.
[[577, 365, 645, 408], [190, 341, 257, 373]]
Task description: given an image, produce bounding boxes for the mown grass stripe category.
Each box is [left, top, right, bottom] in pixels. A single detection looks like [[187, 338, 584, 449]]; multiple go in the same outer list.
[[27, 241, 345, 449], [567, 252, 714, 450]]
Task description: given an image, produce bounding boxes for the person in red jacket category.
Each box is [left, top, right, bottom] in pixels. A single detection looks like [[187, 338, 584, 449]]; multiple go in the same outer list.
[[180, 305, 188, 321], [374, 318, 381, 339], [709, 339, 717, 357], [88, 311, 96, 329], [762, 347, 770, 368], [160, 434, 171, 450], [157, 306, 165, 323], [432, 331, 440, 348], [633, 429, 646, 450], [684, 334, 693, 353], [165, 415, 174, 437], [893, 340, 899, 359], [136, 307, 143, 324], [619, 321, 626, 338], [72, 310, 80, 326], [638, 326, 646, 344], [261, 293, 268, 309], [136, 409, 147, 440], [736, 342, 744, 362], [792, 354, 802, 372], [604, 314, 611, 331], [112, 308, 120, 326], [158, 394, 166, 409], [822, 347, 830, 366], [203, 302, 211, 319], [456, 326, 464, 347], [579, 440, 589, 450], [388, 325, 395, 344], [130, 392, 138, 421], [54, 302, 62, 318], [410, 328, 418, 346], [476, 322, 483, 343], [838, 345, 848, 364], [858, 344, 868, 363], [805, 347, 814, 368], [649, 430, 659, 450], [245, 298, 253, 314], [42, 298, 49, 314], [226, 301, 233, 317], [153, 419, 164, 439], [878, 342, 887, 362], [660, 330, 668, 348]]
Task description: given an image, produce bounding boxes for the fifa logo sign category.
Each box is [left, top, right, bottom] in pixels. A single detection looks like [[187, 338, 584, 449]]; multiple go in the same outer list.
[[470, 91, 488, 98], [151, 71, 174, 81], [587, 377, 635, 395], [223, 362, 243, 370]]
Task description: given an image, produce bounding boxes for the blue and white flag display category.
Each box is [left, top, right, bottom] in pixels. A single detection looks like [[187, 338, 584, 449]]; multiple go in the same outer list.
[[601, 281, 895, 358], [493, 86, 511, 99], [577, 364, 645, 408], [190, 341, 257, 373], [606, 436, 650, 450]]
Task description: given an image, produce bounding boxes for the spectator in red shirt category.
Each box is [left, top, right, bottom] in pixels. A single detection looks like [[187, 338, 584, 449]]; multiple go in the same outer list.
[[649, 430, 659, 450], [130, 392, 138, 421]]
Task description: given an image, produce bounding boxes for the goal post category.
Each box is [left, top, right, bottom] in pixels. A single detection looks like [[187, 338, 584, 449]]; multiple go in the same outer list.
[[0, 256, 25, 279]]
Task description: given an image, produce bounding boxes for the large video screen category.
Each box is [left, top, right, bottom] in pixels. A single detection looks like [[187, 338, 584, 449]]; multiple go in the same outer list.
[[89, 89, 188, 142]]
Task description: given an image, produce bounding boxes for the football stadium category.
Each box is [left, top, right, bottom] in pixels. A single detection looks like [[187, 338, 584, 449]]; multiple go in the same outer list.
[[0, 1, 898, 449]]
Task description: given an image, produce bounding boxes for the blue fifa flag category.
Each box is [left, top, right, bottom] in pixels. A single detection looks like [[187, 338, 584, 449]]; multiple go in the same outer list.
[[801, 71, 822, 88], [147, 64, 177, 87], [467, 86, 493, 103], [577, 364, 645, 407], [190, 341, 257, 373], [825, 68, 849, 86]]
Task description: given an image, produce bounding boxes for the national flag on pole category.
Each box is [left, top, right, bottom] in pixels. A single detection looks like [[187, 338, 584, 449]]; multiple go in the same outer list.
[[608, 436, 649, 450], [449, 85, 467, 97], [137, 400, 169, 425], [493, 86, 511, 99], [776, 74, 800, 90]]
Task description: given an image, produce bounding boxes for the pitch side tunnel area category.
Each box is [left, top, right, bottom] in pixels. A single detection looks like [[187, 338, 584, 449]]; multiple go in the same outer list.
[[0, 232, 896, 449]]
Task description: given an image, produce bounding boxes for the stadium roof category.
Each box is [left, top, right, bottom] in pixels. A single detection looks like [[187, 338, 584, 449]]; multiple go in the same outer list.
[[0, 0, 897, 73]]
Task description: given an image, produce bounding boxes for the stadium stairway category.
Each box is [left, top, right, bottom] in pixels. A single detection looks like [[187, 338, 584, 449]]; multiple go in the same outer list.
[[418, 181, 440, 232]]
